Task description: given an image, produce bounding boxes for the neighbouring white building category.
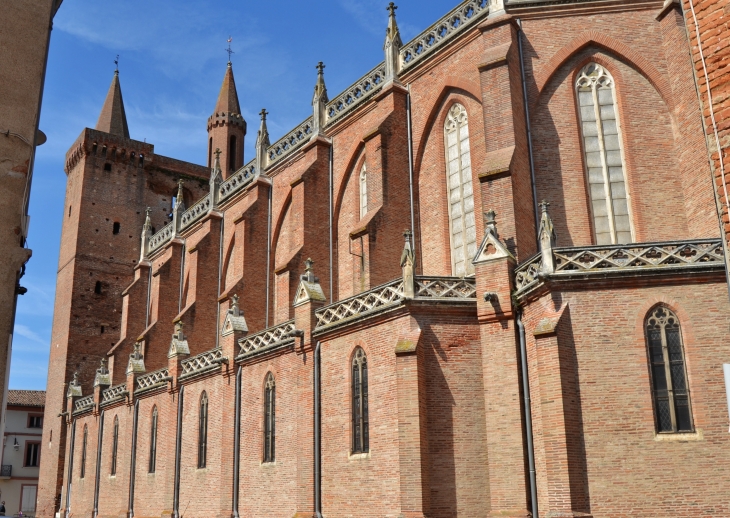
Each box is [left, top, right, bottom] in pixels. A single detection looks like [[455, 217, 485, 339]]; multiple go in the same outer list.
[[0, 391, 44, 517]]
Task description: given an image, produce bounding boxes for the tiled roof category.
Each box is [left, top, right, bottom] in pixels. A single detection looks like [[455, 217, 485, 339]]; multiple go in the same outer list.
[[7, 390, 45, 408]]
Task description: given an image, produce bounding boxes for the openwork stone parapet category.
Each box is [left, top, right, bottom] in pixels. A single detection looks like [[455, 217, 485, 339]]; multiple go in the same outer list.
[[220, 161, 257, 202], [179, 348, 227, 380], [100, 383, 128, 407], [135, 368, 171, 393], [180, 195, 211, 231], [148, 221, 175, 255], [73, 395, 95, 415], [326, 64, 387, 125], [237, 320, 296, 360], [268, 117, 314, 164]]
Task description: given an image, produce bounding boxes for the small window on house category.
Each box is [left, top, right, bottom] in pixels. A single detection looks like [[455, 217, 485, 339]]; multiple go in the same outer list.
[[28, 415, 43, 428], [111, 416, 119, 475], [104, 163, 112, 172], [576, 63, 633, 245], [149, 406, 158, 473], [352, 348, 369, 453], [360, 164, 368, 219], [444, 103, 476, 276], [645, 306, 693, 433], [25, 441, 41, 468], [94, 281, 102, 295], [112, 222, 120, 235], [263, 373, 275, 463], [79, 428, 87, 477], [229, 135, 237, 171], [198, 392, 208, 468]]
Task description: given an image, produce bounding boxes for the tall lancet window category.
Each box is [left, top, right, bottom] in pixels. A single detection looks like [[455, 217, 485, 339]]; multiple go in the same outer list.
[[149, 406, 158, 473], [111, 416, 119, 475], [198, 392, 208, 468], [360, 164, 368, 219], [444, 103, 476, 276], [576, 63, 633, 245], [263, 373, 276, 463], [351, 348, 369, 454]]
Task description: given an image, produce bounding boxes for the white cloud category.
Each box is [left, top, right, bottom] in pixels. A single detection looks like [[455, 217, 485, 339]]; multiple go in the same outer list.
[[13, 325, 47, 345]]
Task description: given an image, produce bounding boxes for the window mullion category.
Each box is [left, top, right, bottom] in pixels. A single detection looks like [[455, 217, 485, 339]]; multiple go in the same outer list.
[[591, 84, 617, 244], [660, 324, 678, 432]]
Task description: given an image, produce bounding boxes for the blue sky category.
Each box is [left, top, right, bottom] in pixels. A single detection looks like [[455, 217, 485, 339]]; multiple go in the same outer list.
[[12, 0, 453, 390]]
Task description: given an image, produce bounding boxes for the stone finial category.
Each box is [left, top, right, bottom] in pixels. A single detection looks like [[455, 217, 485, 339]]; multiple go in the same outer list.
[[383, 2, 402, 84], [140, 207, 153, 261], [484, 210, 498, 237], [67, 371, 82, 398], [94, 358, 111, 387], [401, 230, 415, 298], [168, 320, 190, 358], [175, 179, 185, 209], [255, 109, 270, 175], [127, 341, 146, 375], [538, 200, 556, 274], [489, 0, 506, 18], [312, 62, 329, 138], [221, 293, 248, 337], [209, 149, 223, 209], [293, 258, 326, 307]]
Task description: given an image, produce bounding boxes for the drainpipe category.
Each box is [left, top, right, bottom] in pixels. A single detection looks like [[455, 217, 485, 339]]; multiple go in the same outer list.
[[93, 411, 105, 518], [314, 341, 322, 518], [406, 86, 417, 267], [516, 19, 541, 248], [216, 218, 224, 349], [64, 420, 76, 518], [265, 183, 273, 327], [516, 312, 538, 518], [127, 400, 140, 518], [329, 145, 334, 303], [172, 386, 185, 518], [232, 366, 242, 518]]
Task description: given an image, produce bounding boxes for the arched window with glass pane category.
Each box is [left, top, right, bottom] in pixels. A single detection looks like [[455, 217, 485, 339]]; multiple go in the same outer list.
[[352, 348, 369, 453], [444, 103, 476, 276], [198, 392, 208, 468], [111, 416, 119, 475], [360, 164, 368, 219], [645, 306, 693, 433], [576, 63, 633, 245], [263, 374, 276, 463], [149, 406, 158, 473], [80, 425, 88, 479]]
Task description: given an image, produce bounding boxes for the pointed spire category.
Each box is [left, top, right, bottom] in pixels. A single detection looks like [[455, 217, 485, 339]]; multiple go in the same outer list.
[[538, 201, 556, 274], [140, 207, 152, 262], [401, 230, 415, 298], [96, 69, 130, 138], [383, 2, 403, 84], [312, 62, 329, 138], [255, 109, 270, 174], [214, 62, 242, 116], [172, 180, 186, 236]]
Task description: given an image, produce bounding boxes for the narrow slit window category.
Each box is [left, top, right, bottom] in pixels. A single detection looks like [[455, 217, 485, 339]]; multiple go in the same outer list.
[[208, 137, 213, 168], [576, 63, 633, 245], [352, 348, 369, 454], [112, 222, 120, 235], [94, 281, 102, 295], [645, 306, 694, 433], [263, 373, 275, 463], [25, 442, 40, 468], [360, 164, 368, 219], [149, 406, 158, 473], [111, 416, 119, 475], [444, 103, 476, 276], [198, 392, 208, 468], [80, 427, 87, 477]]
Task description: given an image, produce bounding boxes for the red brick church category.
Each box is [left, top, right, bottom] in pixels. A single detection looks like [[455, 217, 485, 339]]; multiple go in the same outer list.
[[37, 0, 730, 516]]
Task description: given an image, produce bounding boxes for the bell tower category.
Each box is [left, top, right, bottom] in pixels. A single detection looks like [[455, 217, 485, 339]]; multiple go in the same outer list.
[[207, 62, 246, 178]]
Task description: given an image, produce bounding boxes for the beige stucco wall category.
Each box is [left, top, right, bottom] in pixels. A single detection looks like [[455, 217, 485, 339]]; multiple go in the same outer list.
[[0, 407, 44, 516], [0, 0, 60, 446]]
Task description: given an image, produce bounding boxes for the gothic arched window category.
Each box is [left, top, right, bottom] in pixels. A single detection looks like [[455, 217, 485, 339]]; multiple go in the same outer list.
[[149, 406, 158, 473], [198, 392, 208, 468], [263, 373, 276, 463], [576, 63, 633, 245], [111, 416, 119, 475], [80, 425, 88, 479], [360, 164, 368, 219], [444, 103, 476, 276], [352, 348, 369, 453], [645, 306, 693, 433]]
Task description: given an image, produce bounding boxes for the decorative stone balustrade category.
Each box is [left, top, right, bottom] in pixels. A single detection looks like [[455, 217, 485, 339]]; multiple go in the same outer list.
[[415, 276, 477, 299], [220, 161, 257, 202], [180, 348, 227, 378], [148, 221, 174, 256], [326, 64, 387, 124], [268, 118, 314, 164], [136, 368, 170, 392], [400, 0, 489, 72], [238, 320, 296, 358], [73, 395, 94, 413], [514, 239, 725, 297], [179, 195, 211, 231], [101, 383, 127, 405]]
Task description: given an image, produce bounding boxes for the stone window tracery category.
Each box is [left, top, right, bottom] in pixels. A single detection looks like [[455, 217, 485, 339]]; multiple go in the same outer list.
[[444, 103, 476, 276], [645, 306, 693, 433], [576, 63, 633, 245], [360, 164, 368, 219], [149, 406, 158, 473], [111, 416, 119, 475], [352, 348, 369, 454], [263, 373, 275, 463], [198, 392, 208, 468]]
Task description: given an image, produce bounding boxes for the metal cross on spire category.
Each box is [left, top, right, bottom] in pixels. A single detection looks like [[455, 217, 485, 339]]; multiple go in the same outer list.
[[387, 2, 398, 16], [225, 36, 234, 63], [214, 147, 222, 161], [316, 61, 325, 75], [260, 108, 268, 120], [114, 54, 119, 73]]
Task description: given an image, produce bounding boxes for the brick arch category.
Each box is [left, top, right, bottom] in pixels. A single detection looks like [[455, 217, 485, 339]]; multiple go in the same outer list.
[[221, 232, 235, 292], [332, 140, 366, 236], [632, 296, 696, 348], [534, 31, 674, 112]]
